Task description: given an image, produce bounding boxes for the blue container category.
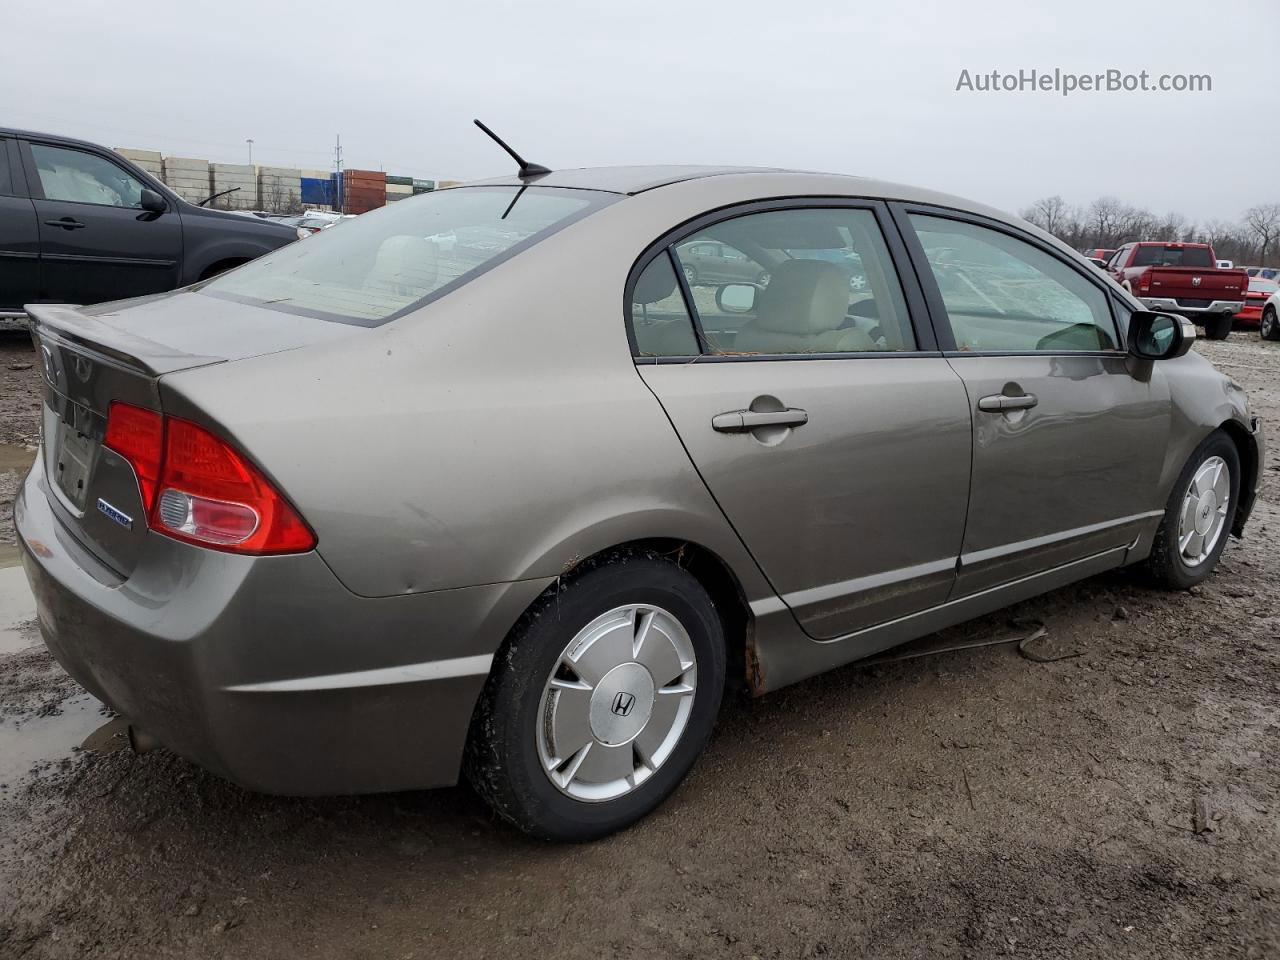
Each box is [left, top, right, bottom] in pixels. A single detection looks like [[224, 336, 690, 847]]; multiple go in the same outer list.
[[301, 177, 335, 205]]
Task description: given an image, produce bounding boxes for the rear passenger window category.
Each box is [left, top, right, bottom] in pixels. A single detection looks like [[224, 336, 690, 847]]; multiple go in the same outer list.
[[910, 215, 1119, 353], [671, 207, 916, 356], [629, 254, 699, 357]]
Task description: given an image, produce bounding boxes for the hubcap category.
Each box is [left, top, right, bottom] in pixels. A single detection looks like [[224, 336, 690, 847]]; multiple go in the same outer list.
[[1177, 455, 1230, 567], [536, 604, 697, 802]]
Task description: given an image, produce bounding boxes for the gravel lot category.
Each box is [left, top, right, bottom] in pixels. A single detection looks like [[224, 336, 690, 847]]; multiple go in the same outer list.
[[0, 329, 1277, 959]]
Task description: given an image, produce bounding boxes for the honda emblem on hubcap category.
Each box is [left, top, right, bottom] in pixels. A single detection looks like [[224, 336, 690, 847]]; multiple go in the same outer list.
[[610, 691, 636, 717]]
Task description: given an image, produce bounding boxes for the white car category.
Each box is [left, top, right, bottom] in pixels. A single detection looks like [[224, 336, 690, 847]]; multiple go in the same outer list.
[[1261, 289, 1280, 341]]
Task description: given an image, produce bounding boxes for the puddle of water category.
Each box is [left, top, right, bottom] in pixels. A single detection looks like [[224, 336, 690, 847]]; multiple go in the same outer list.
[[0, 693, 111, 787], [0, 565, 38, 655], [1, 442, 37, 572], [0, 442, 36, 473]]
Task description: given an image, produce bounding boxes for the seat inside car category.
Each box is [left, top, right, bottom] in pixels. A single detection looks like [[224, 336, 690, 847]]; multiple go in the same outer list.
[[631, 259, 700, 356], [734, 259, 875, 354], [365, 235, 439, 299]]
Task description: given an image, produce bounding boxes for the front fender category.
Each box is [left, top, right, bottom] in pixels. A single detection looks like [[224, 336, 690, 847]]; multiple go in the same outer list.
[[1159, 353, 1262, 534]]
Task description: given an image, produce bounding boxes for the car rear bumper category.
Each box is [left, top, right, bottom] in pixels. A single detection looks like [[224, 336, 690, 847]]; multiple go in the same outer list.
[[1231, 304, 1263, 327], [16, 456, 550, 795], [1140, 297, 1243, 317]]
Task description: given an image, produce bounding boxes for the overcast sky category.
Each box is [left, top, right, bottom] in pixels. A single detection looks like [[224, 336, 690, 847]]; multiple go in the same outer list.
[[5, 0, 1276, 223]]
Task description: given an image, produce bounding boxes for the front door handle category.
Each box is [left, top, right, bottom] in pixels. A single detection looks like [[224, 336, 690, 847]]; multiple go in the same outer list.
[[977, 393, 1038, 412], [44, 218, 86, 230], [712, 408, 808, 432]]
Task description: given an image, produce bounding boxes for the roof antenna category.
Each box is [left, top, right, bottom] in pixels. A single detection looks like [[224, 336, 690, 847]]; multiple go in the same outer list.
[[473, 119, 551, 179]]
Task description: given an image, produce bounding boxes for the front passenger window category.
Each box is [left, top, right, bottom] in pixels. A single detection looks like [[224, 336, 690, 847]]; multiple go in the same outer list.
[[910, 215, 1119, 353], [29, 143, 147, 209]]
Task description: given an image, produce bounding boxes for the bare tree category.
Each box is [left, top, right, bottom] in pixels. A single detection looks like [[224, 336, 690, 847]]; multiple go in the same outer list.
[[1244, 203, 1280, 267], [1086, 198, 1128, 248], [1153, 212, 1186, 242], [261, 176, 304, 215], [1022, 195, 1072, 236]]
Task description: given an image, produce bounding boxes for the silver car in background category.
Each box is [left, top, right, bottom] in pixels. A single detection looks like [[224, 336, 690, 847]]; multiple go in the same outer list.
[[17, 166, 1263, 840]]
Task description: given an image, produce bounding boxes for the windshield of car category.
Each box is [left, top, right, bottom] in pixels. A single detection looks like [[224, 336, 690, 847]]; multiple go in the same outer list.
[[1131, 246, 1214, 268], [201, 186, 614, 325], [1249, 278, 1278, 293]]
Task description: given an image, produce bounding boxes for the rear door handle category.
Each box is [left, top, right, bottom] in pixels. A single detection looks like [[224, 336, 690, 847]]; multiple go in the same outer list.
[[44, 218, 86, 230], [712, 408, 808, 432], [977, 393, 1038, 412]]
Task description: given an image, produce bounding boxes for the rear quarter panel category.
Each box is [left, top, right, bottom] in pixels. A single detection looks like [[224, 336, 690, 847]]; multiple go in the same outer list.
[[159, 182, 807, 603]]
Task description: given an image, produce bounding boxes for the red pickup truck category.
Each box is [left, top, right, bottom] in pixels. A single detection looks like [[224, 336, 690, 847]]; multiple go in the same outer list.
[[1107, 242, 1247, 340]]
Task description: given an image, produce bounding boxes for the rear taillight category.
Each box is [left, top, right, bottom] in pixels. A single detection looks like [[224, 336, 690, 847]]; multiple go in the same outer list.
[[103, 404, 315, 554], [1138, 274, 1151, 293], [104, 402, 164, 512]]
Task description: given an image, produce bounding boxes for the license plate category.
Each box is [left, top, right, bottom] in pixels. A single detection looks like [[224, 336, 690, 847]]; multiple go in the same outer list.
[[52, 412, 98, 511]]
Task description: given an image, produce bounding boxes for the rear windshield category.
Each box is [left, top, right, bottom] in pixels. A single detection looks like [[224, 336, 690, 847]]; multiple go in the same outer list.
[[1249, 278, 1279, 293], [1131, 246, 1214, 268], [201, 186, 614, 325]]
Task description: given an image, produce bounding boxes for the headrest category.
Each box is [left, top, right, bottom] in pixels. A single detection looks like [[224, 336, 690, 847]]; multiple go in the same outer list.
[[369, 235, 438, 292], [753, 259, 848, 335], [634, 260, 678, 304]]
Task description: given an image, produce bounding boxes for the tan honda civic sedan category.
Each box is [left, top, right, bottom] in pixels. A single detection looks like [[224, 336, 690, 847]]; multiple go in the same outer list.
[[17, 164, 1262, 840]]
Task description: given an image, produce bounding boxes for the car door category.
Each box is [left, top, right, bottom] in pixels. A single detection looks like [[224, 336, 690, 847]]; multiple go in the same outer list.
[[630, 202, 973, 640], [0, 137, 40, 312], [20, 139, 182, 305], [898, 207, 1169, 596]]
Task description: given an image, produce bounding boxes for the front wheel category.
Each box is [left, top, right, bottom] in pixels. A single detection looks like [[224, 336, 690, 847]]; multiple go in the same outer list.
[[1261, 306, 1280, 341], [465, 553, 726, 841], [1203, 313, 1234, 340], [1146, 431, 1240, 590]]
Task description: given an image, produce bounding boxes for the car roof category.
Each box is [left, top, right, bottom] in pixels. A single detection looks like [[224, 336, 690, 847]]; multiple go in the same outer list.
[[0, 126, 124, 153], [462, 164, 1024, 220], [465, 165, 790, 194]]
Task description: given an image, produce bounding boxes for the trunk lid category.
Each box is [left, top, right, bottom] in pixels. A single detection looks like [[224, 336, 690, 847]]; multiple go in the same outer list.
[[1146, 266, 1247, 302], [27, 292, 359, 576]]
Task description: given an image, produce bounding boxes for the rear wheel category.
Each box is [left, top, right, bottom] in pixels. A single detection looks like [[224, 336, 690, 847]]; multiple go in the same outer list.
[[465, 553, 725, 841], [1203, 313, 1233, 340], [1146, 431, 1240, 590], [1261, 306, 1280, 341]]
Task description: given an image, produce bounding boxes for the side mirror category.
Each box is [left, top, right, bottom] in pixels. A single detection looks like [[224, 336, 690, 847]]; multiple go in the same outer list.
[[715, 283, 756, 314], [1128, 310, 1194, 361], [139, 188, 166, 213]]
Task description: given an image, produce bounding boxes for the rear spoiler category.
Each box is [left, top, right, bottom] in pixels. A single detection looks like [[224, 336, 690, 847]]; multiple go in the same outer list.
[[25, 303, 223, 378]]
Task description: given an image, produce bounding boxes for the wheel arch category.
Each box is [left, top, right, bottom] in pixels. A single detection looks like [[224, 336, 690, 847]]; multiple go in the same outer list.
[[1219, 418, 1259, 537], [503, 536, 755, 695], [197, 257, 250, 281]]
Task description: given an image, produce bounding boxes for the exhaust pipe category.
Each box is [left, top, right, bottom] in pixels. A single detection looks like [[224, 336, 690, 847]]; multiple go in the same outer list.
[[127, 726, 160, 755]]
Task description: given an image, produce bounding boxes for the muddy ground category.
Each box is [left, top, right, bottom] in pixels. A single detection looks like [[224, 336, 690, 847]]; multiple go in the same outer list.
[[0, 329, 1277, 959]]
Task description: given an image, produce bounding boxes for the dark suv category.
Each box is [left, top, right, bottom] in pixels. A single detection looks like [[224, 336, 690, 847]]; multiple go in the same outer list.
[[0, 128, 299, 316]]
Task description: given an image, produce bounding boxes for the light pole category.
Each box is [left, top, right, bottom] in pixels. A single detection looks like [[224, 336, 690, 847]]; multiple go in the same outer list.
[[246, 139, 254, 165]]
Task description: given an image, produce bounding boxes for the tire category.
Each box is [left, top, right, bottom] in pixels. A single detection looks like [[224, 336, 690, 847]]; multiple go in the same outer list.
[[465, 552, 726, 841], [682, 265, 697, 287], [1203, 313, 1233, 340], [1146, 430, 1240, 590], [1261, 306, 1280, 341]]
